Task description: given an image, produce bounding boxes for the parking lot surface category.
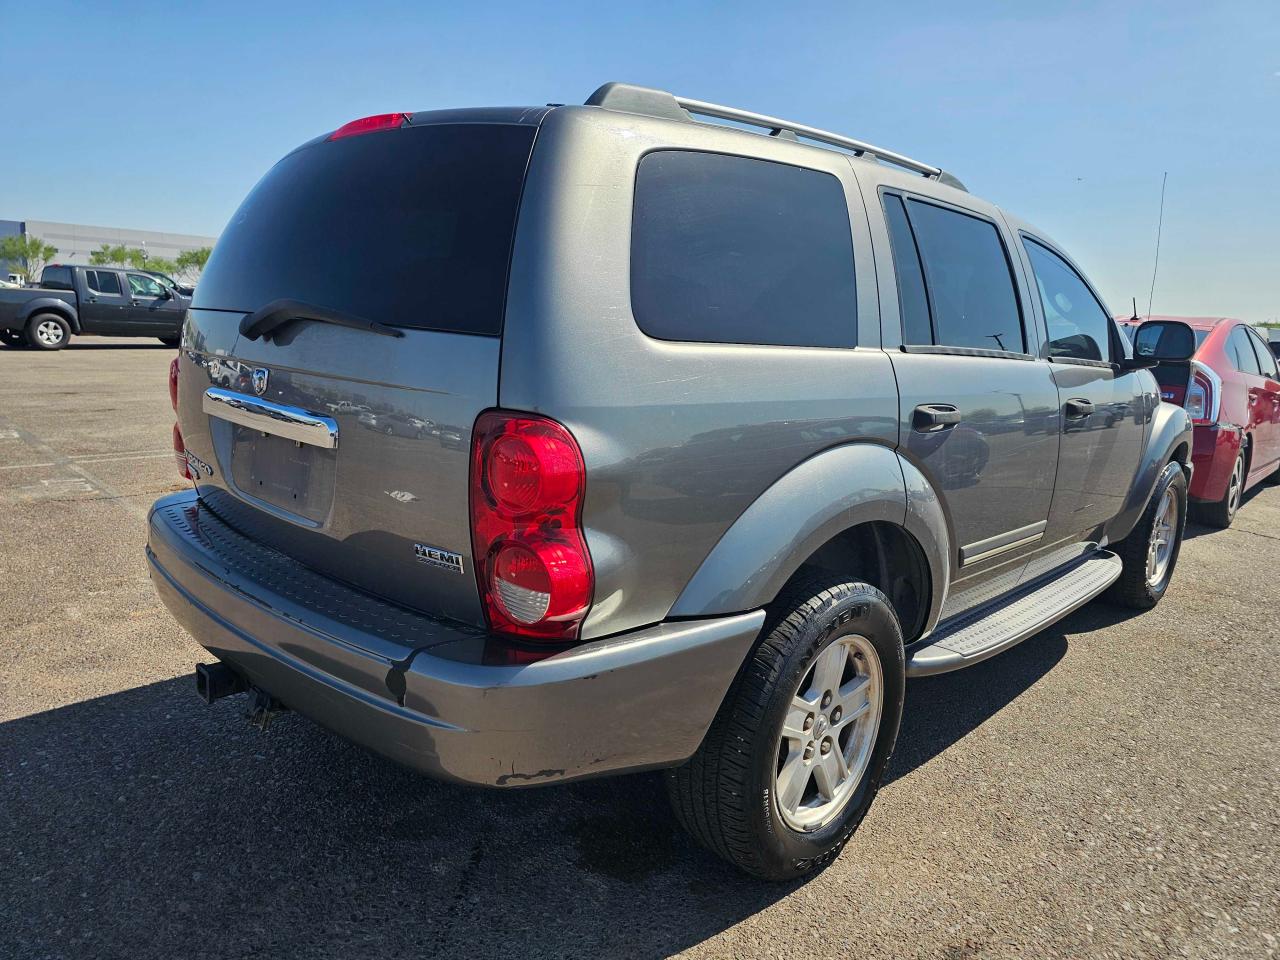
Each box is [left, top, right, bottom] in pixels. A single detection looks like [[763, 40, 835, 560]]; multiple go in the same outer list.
[[1, 339, 1277, 959]]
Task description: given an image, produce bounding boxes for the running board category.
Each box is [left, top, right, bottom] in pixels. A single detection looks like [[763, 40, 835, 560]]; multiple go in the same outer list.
[[906, 551, 1123, 677]]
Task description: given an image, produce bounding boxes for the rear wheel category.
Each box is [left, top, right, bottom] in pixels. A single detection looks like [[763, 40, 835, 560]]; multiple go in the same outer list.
[[26, 314, 71, 350], [158, 336, 180, 347], [1, 329, 26, 348], [666, 575, 905, 880], [1106, 460, 1187, 609], [1199, 448, 1245, 529]]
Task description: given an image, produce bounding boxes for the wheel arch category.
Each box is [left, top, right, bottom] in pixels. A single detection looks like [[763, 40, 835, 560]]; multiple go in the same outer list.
[[668, 442, 950, 641], [1107, 400, 1194, 544], [21, 299, 80, 334]]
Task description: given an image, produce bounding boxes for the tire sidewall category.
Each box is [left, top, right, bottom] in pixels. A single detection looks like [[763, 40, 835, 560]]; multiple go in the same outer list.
[[747, 585, 905, 878], [26, 314, 70, 350]]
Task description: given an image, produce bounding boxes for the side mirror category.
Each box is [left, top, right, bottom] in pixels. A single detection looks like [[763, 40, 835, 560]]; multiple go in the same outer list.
[[1133, 319, 1196, 362], [161, 286, 174, 299]]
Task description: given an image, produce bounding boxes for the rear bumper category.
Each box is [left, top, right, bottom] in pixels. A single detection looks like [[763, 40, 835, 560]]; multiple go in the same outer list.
[[1189, 423, 1240, 503], [146, 490, 763, 787]]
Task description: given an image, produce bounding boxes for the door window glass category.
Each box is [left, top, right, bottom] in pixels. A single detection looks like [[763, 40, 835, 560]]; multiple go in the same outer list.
[[882, 194, 933, 345], [1227, 325, 1262, 375], [901, 198, 1024, 353], [1023, 239, 1111, 362], [87, 271, 122, 296], [631, 150, 857, 347], [1246, 327, 1279, 378], [127, 273, 165, 298]]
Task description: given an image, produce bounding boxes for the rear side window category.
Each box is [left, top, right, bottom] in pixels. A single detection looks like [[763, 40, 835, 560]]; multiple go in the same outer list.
[[631, 150, 857, 347], [41, 266, 72, 290], [1246, 327, 1279, 378], [1228, 325, 1262, 375], [196, 123, 537, 336], [886, 195, 1024, 354], [882, 195, 932, 345], [1023, 238, 1111, 362], [87, 270, 121, 296]]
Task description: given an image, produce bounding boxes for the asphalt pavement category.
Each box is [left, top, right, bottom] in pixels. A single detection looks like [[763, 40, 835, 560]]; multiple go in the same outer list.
[[1, 338, 1277, 959]]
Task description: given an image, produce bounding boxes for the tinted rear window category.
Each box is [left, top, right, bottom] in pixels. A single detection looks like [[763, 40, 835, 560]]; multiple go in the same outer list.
[[194, 123, 537, 336], [631, 150, 856, 347], [41, 266, 72, 290]]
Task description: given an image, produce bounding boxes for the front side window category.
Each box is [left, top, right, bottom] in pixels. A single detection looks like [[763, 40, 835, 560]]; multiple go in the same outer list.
[[631, 150, 857, 347], [1023, 238, 1111, 362], [1227, 325, 1262, 376], [127, 273, 165, 298], [87, 270, 122, 296], [891, 197, 1024, 353]]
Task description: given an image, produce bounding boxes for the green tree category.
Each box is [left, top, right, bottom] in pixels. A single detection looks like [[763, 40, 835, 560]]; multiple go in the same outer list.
[[0, 234, 58, 281], [144, 256, 178, 276], [175, 246, 212, 283], [89, 243, 130, 266]]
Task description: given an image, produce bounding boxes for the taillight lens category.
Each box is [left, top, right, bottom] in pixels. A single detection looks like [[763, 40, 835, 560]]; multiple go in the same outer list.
[[470, 411, 593, 641], [328, 113, 409, 140], [1186, 364, 1218, 424]]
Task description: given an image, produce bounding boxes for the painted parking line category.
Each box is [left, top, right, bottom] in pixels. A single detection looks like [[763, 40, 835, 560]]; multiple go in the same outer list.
[[0, 451, 173, 471]]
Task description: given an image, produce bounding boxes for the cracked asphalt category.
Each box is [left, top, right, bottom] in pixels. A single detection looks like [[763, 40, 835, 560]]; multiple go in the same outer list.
[[1, 339, 1277, 959]]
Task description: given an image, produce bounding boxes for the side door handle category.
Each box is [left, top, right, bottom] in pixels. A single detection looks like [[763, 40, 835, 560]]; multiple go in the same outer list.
[[913, 403, 962, 432], [1064, 398, 1095, 420]]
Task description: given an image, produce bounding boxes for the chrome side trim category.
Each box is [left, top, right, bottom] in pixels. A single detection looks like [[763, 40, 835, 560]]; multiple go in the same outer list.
[[202, 388, 338, 449], [960, 520, 1047, 567]]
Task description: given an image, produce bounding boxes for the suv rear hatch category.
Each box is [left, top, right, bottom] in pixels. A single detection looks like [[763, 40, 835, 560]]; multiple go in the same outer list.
[[179, 111, 544, 628]]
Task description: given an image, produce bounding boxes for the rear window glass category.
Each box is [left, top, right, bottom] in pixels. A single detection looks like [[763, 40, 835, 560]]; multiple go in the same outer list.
[[41, 266, 72, 290], [631, 150, 857, 347], [87, 270, 121, 295], [195, 123, 537, 336]]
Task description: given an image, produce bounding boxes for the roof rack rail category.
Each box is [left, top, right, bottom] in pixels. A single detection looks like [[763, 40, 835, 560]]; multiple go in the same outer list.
[[584, 82, 967, 192]]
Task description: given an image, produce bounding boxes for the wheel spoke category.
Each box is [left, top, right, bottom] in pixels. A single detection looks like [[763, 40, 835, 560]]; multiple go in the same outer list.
[[776, 749, 810, 812], [812, 752, 842, 800], [781, 696, 813, 741], [811, 642, 846, 697], [834, 675, 872, 730]]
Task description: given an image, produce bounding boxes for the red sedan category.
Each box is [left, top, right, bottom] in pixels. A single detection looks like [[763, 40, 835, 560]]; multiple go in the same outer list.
[[1129, 316, 1280, 527]]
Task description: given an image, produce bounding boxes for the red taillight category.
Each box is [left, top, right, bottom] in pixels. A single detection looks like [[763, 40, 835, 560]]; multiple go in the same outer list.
[[172, 423, 191, 481], [470, 411, 593, 642], [328, 113, 410, 140], [168, 356, 179, 412], [1186, 364, 1218, 425]]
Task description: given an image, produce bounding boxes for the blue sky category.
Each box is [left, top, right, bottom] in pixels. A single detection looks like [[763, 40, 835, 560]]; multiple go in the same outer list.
[[4, 0, 1277, 320]]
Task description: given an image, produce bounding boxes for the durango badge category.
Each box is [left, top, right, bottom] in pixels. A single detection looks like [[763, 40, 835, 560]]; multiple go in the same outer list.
[[251, 367, 269, 396], [414, 542, 465, 575]]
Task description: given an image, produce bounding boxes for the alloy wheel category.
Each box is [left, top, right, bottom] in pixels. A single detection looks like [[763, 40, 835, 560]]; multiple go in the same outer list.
[[774, 634, 883, 832], [1146, 486, 1178, 586], [36, 320, 65, 347]]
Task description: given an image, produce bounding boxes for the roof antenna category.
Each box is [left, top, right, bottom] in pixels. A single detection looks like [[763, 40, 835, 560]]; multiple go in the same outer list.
[[1131, 296, 1139, 322], [1146, 171, 1168, 317]]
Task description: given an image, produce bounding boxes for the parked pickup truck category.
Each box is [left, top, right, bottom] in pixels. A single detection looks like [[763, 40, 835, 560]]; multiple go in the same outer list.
[[149, 83, 1195, 880], [0, 263, 188, 350]]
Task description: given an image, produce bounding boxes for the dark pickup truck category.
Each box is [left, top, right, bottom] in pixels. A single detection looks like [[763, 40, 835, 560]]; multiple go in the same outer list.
[[0, 264, 188, 350]]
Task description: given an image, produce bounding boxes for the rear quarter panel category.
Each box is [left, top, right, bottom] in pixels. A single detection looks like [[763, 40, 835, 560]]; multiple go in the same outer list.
[[500, 107, 899, 638]]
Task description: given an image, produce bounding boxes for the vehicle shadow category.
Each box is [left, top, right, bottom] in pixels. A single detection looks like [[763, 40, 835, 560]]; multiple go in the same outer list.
[[0, 602, 1116, 960]]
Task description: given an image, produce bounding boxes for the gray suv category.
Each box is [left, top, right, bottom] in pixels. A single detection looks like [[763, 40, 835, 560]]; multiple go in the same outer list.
[[148, 83, 1193, 880]]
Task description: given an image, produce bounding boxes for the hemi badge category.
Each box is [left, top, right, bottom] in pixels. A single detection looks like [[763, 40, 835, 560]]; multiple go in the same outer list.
[[414, 542, 465, 575]]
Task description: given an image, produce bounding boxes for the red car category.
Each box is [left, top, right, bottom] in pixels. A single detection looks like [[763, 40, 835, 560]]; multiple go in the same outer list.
[[1129, 316, 1280, 527]]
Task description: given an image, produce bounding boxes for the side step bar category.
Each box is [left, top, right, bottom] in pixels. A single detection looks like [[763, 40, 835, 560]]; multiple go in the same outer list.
[[906, 551, 1123, 677]]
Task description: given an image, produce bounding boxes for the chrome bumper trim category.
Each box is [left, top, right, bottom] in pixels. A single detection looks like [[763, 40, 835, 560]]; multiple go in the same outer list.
[[203, 387, 338, 449]]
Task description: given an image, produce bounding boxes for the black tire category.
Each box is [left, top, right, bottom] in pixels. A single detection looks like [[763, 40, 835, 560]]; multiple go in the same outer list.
[[1197, 447, 1245, 529], [158, 336, 180, 347], [1105, 461, 1187, 609], [666, 574, 906, 880], [1, 329, 26, 348], [25, 313, 71, 351]]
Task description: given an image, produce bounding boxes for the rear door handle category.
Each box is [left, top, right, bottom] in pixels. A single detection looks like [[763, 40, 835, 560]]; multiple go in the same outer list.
[[913, 403, 962, 432], [1064, 398, 1095, 419]]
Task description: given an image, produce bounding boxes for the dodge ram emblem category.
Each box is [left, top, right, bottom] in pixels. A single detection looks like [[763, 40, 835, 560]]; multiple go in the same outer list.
[[251, 367, 269, 396]]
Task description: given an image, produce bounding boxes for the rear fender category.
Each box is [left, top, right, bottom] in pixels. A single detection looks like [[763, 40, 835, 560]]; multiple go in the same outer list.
[[1108, 400, 1193, 543], [18, 297, 79, 333], [669, 442, 950, 634]]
